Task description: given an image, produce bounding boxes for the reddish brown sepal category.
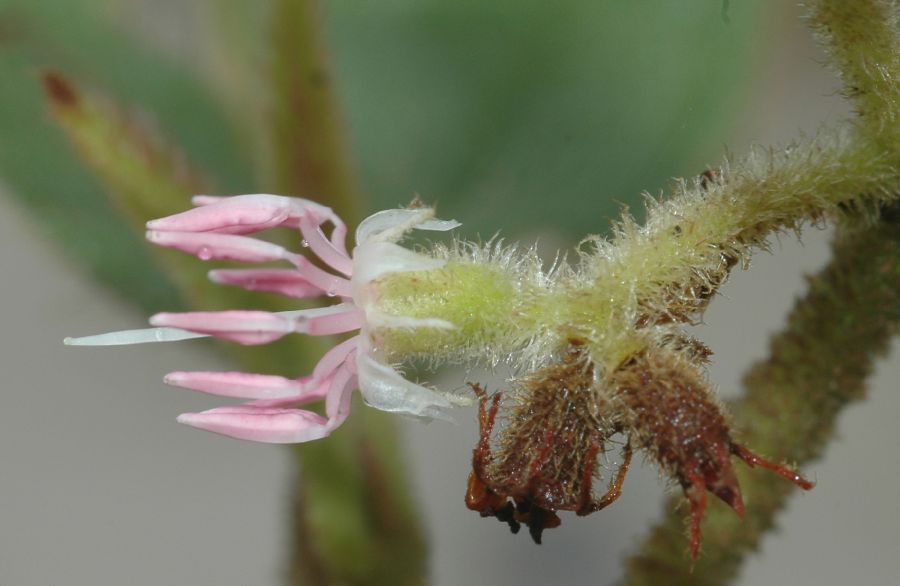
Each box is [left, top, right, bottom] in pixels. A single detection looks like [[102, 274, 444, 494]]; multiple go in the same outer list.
[[464, 349, 629, 544], [732, 443, 815, 491], [612, 349, 813, 559]]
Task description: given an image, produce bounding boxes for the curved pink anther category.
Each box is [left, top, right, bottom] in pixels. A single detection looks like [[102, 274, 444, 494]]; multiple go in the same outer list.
[[147, 230, 293, 263], [300, 307, 364, 336], [312, 336, 360, 381], [163, 371, 307, 400], [329, 222, 349, 257], [177, 405, 331, 443], [148, 229, 352, 297], [150, 310, 296, 345], [148, 194, 297, 234], [150, 193, 345, 237], [246, 376, 332, 408], [245, 337, 360, 410], [190, 194, 350, 258], [325, 361, 357, 432], [153, 194, 352, 272], [209, 268, 328, 299], [299, 213, 353, 276], [290, 256, 352, 297]]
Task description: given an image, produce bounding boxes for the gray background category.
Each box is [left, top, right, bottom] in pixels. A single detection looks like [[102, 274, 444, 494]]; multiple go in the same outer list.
[[2, 4, 899, 585]]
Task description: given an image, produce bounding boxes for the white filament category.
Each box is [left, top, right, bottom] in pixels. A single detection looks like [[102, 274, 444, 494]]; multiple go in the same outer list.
[[64, 327, 208, 346]]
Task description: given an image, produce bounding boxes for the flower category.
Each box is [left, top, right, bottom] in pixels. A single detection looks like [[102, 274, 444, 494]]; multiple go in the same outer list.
[[66, 194, 466, 443]]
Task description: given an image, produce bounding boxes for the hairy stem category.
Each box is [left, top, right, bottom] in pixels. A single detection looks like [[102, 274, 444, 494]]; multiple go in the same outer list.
[[619, 3, 900, 581], [807, 0, 900, 152], [619, 206, 900, 584]]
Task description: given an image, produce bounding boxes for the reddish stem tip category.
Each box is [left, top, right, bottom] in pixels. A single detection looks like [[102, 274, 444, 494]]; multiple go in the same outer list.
[[41, 71, 79, 108]]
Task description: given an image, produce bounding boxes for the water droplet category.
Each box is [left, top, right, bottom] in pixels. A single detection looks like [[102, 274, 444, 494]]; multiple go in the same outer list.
[[198, 246, 212, 260], [300, 239, 310, 248], [326, 279, 341, 297]]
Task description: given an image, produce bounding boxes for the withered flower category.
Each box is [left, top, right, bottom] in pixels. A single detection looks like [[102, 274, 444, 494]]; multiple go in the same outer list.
[[466, 346, 631, 544], [466, 341, 812, 558]]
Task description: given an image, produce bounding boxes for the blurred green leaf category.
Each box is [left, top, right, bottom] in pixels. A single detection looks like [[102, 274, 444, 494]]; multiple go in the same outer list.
[[40, 68, 342, 383], [322, 0, 763, 240], [42, 71, 208, 223], [1, 0, 764, 301], [43, 70, 250, 313], [0, 1, 253, 311]]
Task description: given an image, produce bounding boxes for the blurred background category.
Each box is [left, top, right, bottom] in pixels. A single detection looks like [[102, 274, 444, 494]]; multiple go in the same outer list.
[[1, 1, 898, 584]]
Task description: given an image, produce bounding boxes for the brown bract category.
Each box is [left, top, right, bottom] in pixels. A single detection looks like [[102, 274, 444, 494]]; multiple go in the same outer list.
[[611, 349, 814, 558], [466, 345, 813, 558], [465, 348, 631, 544]]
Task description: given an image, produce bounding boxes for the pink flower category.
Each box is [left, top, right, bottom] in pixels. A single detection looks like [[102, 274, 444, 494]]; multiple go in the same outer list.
[[66, 194, 463, 443]]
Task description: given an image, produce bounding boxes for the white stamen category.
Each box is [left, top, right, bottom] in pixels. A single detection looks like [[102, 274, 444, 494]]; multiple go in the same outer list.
[[64, 327, 208, 346]]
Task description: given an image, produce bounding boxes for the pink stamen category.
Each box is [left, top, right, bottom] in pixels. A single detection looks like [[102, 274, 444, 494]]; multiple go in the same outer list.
[[148, 195, 291, 234], [312, 336, 360, 381], [163, 371, 306, 400], [149, 306, 362, 345], [300, 307, 364, 336], [247, 377, 332, 408], [208, 268, 326, 299], [146, 230, 291, 264], [150, 310, 294, 345], [299, 213, 353, 276], [179, 194, 346, 241], [177, 406, 330, 444], [330, 223, 349, 257], [290, 256, 352, 297], [325, 362, 357, 432]]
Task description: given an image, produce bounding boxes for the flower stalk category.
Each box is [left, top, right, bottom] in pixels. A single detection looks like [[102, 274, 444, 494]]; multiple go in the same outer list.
[[377, 134, 900, 373]]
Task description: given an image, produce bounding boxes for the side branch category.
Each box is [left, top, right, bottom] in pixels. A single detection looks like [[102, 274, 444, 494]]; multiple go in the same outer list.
[[619, 207, 900, 585], [580, 134, 900, 368], [807, 0, 900, 148]]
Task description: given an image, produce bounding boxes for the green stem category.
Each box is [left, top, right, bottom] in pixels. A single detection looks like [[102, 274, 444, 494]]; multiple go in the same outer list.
[[619, 4, 900, 581], [619, 208, 900, 585], [807, 0, 900, 152]]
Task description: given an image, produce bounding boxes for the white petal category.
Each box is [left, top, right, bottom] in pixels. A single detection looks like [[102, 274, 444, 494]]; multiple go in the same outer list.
[[364, 310, 455, 330], [355, 349, 454, 421], [352, 241, 446, 298], [355, 208, 460, 246], [417, 218, 462, 232]]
